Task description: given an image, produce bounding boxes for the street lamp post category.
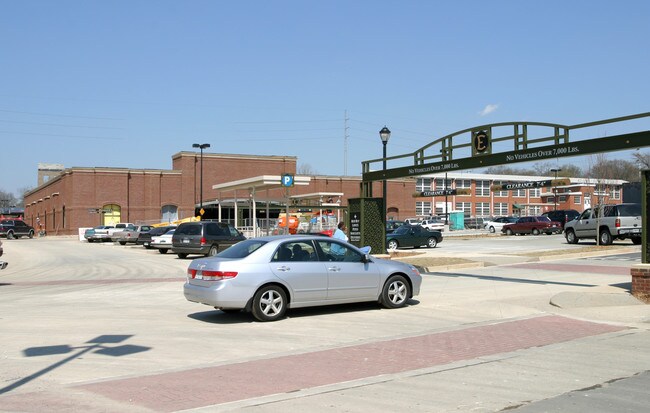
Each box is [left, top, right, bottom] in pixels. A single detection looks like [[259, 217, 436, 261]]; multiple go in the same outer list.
[[379, 126, 391, 227], [193, 143, 211, 215], [551, 168, 562, 211]]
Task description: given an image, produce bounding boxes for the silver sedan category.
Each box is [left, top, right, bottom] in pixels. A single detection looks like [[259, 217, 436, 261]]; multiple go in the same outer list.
[[184, 235, 422, 321]]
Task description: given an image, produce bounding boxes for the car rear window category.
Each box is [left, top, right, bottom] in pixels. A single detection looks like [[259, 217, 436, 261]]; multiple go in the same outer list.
[[217, 239, 266, 258], [615, 204, 641, 216], [176, 224, 202, 235]]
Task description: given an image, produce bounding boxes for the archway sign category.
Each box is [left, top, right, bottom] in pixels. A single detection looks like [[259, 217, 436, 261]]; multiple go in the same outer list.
[[357, 112, 650, 256]]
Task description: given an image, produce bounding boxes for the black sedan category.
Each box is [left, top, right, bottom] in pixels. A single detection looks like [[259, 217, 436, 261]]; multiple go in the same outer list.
[[386, 224, 443, 250]]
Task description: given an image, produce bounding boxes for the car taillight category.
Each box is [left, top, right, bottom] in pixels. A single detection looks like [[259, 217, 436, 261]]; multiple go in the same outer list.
[[187, 268, 238, 281], [200, 237, 207, 245], [615, 218, 620, 228]]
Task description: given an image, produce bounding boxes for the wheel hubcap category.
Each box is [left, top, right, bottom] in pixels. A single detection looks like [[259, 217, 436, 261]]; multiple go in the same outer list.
[[388, 281, 407, 304], [260, 291, 283, 316]]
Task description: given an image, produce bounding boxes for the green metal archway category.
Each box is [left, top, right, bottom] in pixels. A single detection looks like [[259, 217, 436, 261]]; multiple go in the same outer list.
[[358, 112, 650, 256]]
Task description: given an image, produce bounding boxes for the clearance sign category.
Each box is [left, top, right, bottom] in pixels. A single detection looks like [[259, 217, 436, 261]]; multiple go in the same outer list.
[[413, 188, 472, 197], [490, 179, 570, 191]]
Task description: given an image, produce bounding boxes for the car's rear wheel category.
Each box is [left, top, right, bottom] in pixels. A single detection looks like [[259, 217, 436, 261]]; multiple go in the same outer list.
[[427, 237, 438, 248], [387, 239, 399, 250], [208, 245, 219, 256], [599, 229, 613, 246], [381, 275, 411, 309], [565, 229, 579, 244], [158, 248, 168, 254], [252, 285, 287, 322], [532, 228, 540, 236], [632, 237, 642, 245], [177, 253, 188, 259], [505, 228, 513, 236], [119, 241, 127, 245]]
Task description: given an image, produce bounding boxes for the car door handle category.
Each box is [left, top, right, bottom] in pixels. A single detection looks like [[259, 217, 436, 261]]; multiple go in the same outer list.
[[327, 266, 341, 272], [276, 266, 291, 271]]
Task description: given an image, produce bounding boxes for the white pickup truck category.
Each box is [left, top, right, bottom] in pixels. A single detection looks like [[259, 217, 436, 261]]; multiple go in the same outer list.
[[564, 203, 642, 245], [86, 223, 135, 242]]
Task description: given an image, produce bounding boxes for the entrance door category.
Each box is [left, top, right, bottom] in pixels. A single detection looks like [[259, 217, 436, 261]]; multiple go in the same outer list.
[[102, 204, 121, 226]]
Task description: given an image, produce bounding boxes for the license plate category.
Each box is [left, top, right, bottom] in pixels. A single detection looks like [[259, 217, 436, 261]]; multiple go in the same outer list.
[[182, 239, 190, 244]]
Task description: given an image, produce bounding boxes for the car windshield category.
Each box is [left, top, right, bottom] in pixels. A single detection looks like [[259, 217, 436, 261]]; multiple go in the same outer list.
[[217, 239, 266, 259], [538, 216, 551, 222]]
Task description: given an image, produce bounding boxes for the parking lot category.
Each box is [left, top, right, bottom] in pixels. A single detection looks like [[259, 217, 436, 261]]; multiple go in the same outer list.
[[1, 235, 649, 412]]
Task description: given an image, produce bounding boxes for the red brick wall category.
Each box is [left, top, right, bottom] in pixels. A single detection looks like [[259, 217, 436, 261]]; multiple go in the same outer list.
[[631, 265, 650, 299]]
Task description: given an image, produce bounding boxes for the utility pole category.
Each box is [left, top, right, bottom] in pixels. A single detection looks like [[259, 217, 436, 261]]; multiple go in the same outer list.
[[344, 110, 349, 176]]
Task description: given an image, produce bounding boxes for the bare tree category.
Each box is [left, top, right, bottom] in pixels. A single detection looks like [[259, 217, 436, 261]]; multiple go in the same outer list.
[[297, 163, 318, 175], [632, 151, 650, 170]]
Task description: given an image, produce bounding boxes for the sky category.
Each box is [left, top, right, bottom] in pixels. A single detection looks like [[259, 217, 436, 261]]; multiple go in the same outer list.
[[1, 1, 650, 196]]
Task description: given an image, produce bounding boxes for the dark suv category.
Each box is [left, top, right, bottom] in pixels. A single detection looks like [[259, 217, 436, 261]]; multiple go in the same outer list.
[[172, 221, 246, 258], [542, 209, 580, 230], [0, 220, 35, 239]]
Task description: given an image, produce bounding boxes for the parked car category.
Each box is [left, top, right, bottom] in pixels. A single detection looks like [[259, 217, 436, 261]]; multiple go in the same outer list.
[[483, 216, 518, 233], [112, 225, 154, 245], [502, 216, 562, 235], [172, 221, 246, 258], [84, 225, 115, 242], [542, 209, 580, 230], [386, 220, 406, 233], [0, 220, 35, 239], [183, 234, 422, 321], [564, 203, 642, 245], [137, 225, 176, 249], [420, 217, 445, 232], [386, 224, 443, 250], [151, 229, 175, 254], [0, 239, 6, 270]]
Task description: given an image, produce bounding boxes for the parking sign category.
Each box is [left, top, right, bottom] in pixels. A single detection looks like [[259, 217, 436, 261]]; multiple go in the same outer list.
[[282, 174, 294, 187]]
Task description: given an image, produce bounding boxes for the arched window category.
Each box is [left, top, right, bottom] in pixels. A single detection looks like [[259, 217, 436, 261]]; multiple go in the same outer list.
[[161, 205, 178, 223]]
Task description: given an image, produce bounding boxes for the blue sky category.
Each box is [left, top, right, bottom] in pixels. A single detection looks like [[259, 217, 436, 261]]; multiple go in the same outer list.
[[1, 1, 650, 196]]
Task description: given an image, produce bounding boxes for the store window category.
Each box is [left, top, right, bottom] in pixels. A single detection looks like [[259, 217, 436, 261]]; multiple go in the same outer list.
[[416, 178, 432, 192], [476, 202, 490, 217], [493, 181, 508, 197], [416, 201, 432, 216], [494, 203, 508, 216], [475, 180, 490, 197]]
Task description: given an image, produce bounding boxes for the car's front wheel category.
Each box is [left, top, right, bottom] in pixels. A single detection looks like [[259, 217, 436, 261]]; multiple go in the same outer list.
[[7, 231, 15, 240], [177, 253, 188, 259], [505, 228, 513, 236], [380, 275, 411, 309], [532, 228, 540, 236], [158, 248, 168, 254], [427, 237, 438, 248], [565, 229, 579, 244], [387, 239, 399, 250], [489, 226, 496, 233], [252, 285, 287, 322], [119, 241, 127, 245], [28, 230, 34, 239]]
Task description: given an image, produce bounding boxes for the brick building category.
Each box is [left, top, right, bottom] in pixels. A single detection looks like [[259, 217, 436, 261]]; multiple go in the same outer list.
[[23, 151, 628, 236]]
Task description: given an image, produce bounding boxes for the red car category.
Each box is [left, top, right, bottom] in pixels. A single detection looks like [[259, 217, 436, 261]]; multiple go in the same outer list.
[[501, 216, 562, 235]]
